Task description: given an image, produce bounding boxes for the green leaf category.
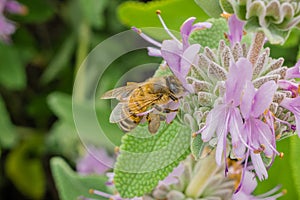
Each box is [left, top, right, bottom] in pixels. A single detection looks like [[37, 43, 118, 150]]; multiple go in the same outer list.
[[117, 0, 210, 30], [5, 133, 45, 199], [47, 92, 73, 124], [41, 34, 76, 84], [191, 134, 204, 160], [78, 0, 108, 28], [0, 43, 26, 90], [114, 120, 191, 198], [298, 43, 300, 60], [15, 0, 55, 23], [50, 157, 109, 200], [189, 18, 229, 49], [0, 95, 18, 148], [194, 0, 223, 18], [47, 92, 121, 156], [290, 136, 300, 199], [255, 137, 298, 199]]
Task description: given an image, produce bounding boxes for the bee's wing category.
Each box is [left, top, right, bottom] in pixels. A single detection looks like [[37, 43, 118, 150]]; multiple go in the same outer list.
[[110, 97, 159, 123], [109, 102, 131, 123], [101, 83, 139, 101]]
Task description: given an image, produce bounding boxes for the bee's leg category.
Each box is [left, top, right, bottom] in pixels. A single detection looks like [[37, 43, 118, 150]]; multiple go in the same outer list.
[[169, 94, 178, 102], [163, 108, 178, 113], [153, 105, 163, 112], [159, 115, 166, 121], [126, 82, 137, 86], [153, 105, 178, 113]]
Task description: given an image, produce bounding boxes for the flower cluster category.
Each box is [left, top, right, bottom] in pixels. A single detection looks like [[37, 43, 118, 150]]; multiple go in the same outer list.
[[132, 11, 299, 195], [98, 2, 300, 198], [0, 0, 27, 42]]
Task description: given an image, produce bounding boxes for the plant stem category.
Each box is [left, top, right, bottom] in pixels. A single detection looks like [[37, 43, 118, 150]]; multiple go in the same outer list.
[[74, 21, 91, 101], [185, 150, 218, 198]]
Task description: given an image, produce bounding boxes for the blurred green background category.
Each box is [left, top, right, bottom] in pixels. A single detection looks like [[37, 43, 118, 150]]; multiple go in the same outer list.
[[1, 0, 300, 199]]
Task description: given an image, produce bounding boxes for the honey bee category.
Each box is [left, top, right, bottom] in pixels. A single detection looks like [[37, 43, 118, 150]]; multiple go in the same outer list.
[[101, 75, 185, 134]]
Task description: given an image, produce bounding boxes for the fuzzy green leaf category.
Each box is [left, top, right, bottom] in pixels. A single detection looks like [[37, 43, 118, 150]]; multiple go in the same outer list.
[[50, 157, 109, 200], [194, 0, 223, 18], [189, 18, 229, 49], [0, 43, 26, 90], [0, 95, 18, 148], [114, 120, 191, 198], [5, 134, 45, 199], [191, 134, 205, 160]]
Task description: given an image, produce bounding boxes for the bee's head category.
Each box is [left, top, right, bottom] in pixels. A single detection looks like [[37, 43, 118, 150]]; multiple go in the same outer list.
[[166, 76, 185, 96]]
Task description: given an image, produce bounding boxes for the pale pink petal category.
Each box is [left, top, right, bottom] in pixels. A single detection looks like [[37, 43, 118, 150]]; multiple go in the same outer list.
[[285, 59, 300, 79], [180, 17, 196, 49], [241, 81, 256, 119], [201, 105, 226, 142], [161, 40, 182, 72], [229, 107, 246, 158], [180, 44, 200, 76], [280, 97, 300, 136], [250, 151, 268, 181], [228, 14, 245, 46], [240, 170, 258, 194], [225, 58, 253, 106], [252, 81, 277, 118], [254, 119, 275, 157]]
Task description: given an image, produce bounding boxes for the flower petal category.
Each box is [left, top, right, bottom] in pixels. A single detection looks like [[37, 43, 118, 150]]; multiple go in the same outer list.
[[161, 39, 182, 72], [241, 81, 256, 119], [201, 105, 226, 142], [180, 17, 196, 49], [252, 81, 278, 118], [285, 59, 300, 79], [250, 151, 268, 181], [280, 96, 300, 136], [225, 58, 253, 106], [228, 14, 245, 46], [180, 44, 200, 77], [229, 107, 246, 158]]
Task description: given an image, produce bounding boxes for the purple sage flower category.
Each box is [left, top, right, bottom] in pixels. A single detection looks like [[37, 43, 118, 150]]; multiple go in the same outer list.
[[240, 80, 278, 181], [233, 170, 285, 200], [76, 146, 115, 175], [0, 0, 26, 42]]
